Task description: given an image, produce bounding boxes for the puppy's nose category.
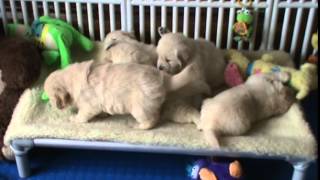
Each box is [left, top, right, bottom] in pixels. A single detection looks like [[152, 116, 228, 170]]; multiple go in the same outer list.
[[158, 65, 165, 70]]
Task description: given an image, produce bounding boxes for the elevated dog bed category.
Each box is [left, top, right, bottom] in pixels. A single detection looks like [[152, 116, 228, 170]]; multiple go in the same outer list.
[[3, 43, 317, 179]]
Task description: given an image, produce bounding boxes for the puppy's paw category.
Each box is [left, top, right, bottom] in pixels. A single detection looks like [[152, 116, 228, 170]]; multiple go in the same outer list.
[[1, 146, 14, 160], [196, 124, 202, 131], [203, 130, 220, 149], [128, 121, 156, 130], [69, 115, 88, 123]]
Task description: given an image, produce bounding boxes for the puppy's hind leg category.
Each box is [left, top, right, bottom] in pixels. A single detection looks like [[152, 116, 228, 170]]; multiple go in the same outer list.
[[130, 108, 159, 130], [203, 130, 220, 148]]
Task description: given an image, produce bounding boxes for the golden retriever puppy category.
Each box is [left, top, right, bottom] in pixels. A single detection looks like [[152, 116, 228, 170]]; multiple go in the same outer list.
[[199, 72, 295, 148], [97, 30, 157, 66], [44, 60, 205, 129], [156, 27, 226, 92], [97, 30, 211, 125]]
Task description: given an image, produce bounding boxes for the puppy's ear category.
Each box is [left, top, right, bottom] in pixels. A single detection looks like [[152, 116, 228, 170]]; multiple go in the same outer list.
[[54, 88, 71, 109], [104, 41, 117, 50], [174, 49, 190, 64], [158, 27, 171, 37], [54, 94, 64, 109]]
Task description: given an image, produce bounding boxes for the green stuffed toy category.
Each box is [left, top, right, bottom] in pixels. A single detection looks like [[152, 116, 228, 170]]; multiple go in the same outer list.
[[225, 49, 318, 100], [6, 16, 94, 101], [6, 16, 94, 69], [233, 8, 254, 42]]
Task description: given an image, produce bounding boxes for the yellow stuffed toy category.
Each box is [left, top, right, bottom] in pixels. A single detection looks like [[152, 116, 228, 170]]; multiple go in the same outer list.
[[225, 49, 318, 100], [308, 32, 318, 64]]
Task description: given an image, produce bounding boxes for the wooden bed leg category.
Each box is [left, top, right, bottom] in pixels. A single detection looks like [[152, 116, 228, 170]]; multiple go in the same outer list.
[[291, 161, 310, 180], [10, 140, 34, 178]]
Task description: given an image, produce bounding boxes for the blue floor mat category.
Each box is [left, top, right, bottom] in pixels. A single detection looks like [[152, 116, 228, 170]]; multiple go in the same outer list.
[[0, 92, 317, 180], [0, 149, 318, 180]]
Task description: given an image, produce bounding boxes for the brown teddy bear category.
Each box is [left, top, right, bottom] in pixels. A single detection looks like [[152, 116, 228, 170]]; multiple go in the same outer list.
[[0, 37, 42, 159]]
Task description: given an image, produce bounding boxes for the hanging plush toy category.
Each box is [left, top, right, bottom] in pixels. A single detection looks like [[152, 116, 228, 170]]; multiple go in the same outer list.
[[233, 0, 254, 42], [187, 159, 243, 180], [307, 32, 318, 64], [6, 16, 94, 69]]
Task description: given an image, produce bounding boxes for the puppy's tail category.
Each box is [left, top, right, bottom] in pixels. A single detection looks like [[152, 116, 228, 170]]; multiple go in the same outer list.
[[203, 130, 220, 148]]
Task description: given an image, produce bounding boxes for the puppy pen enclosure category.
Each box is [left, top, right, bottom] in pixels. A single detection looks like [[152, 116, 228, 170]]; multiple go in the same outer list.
[[0, 0, 318, 179], [0, 0, 317, 63]]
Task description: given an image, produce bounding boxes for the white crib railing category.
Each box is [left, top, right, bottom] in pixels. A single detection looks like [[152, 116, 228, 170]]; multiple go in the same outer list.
[[0, 0, 318, 64], [267, 0, 318, 64], [127, 0, 273, 48], [0, 0, 126, 40]]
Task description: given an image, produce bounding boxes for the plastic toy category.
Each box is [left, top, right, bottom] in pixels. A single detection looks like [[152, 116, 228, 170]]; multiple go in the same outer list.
[[308, 32, 318, 64], [233, 0, 254, 42], [187, 159, 242, 180], [6, 16, 94, 69], [225, 49, 318, 100]]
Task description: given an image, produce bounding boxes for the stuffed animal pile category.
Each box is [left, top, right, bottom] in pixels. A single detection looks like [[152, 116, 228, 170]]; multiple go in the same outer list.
[[6, 16, 95, 101], [0, 37, 42, 158], [6, 16, 94, 69], [224, 49, 318, 100]]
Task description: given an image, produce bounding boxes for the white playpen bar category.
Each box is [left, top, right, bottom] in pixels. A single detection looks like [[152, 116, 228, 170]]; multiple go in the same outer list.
[[0, 0, 126, 41], [128, 0, 270, 49], [0, 0, 318, 62], [268, 0, 318, 62]]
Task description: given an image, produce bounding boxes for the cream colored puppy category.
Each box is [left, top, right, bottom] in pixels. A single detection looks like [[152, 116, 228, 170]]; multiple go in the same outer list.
[[97, 30, 211, 125], [97, 30, 157, 66], [199, 72, 296, 148], [44, 60, 203, 129], [156, 28, 226, 92]]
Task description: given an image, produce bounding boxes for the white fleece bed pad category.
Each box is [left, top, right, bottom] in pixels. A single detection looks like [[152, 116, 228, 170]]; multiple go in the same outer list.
[[3, 43, 318, 161]]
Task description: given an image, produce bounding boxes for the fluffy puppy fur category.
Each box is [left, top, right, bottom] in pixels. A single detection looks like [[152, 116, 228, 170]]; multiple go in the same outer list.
[[44, 60, 204, 129], [97, 30, 211, 125], [199, 72, 296, 148], [97, 30, 158, 66], [156, 28, 226, 92]]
